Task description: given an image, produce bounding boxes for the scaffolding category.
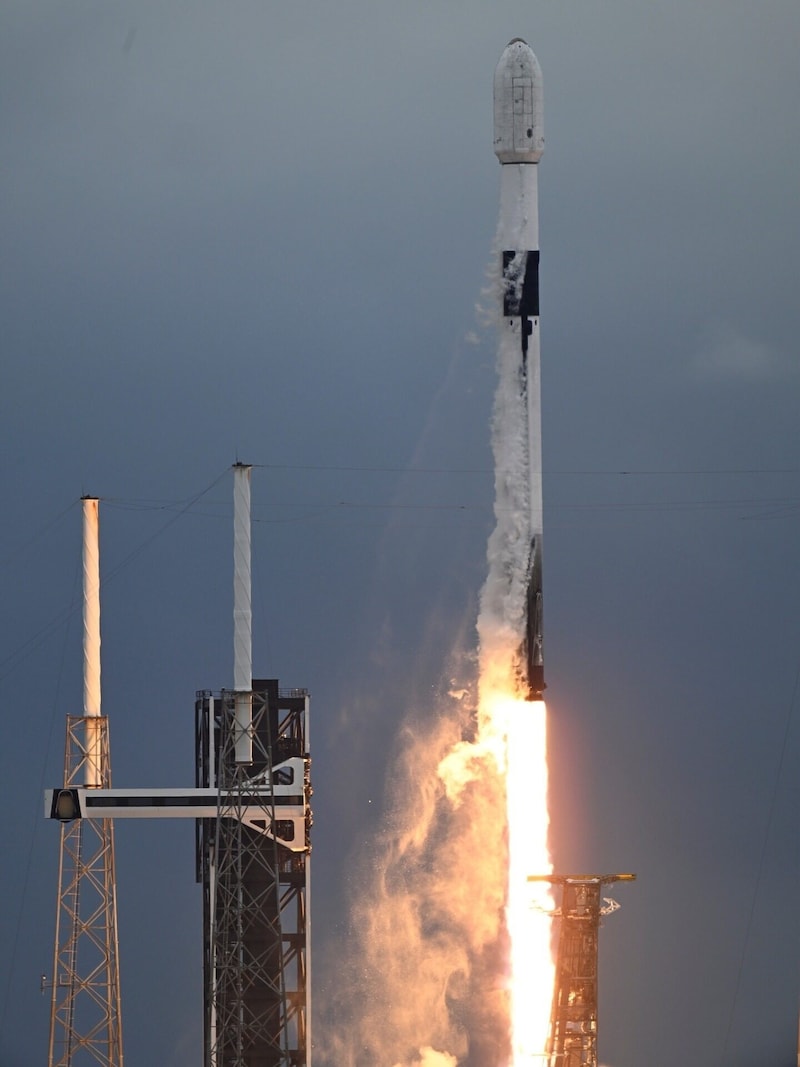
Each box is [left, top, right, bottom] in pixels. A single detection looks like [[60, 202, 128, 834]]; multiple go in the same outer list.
[[45, 475, 311, 1066], [196, 681, 311, 1067], [530, 873, 635, 1067], [45, 681, 311, 1067], [47, 718, 123, 1067]]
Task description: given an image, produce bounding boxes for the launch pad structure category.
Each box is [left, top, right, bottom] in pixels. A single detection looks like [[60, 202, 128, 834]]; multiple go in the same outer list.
[[43, 41, 642, 1067], [195, 681, 311, 1066], [46, 468, 312, 1067], [48, 713, 123, 1067], [45, 489, 629, 1067], [530, 873, 636, 1067]]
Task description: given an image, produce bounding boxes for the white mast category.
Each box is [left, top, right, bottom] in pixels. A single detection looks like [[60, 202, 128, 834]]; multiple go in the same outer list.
[[82, 495, 102, 787], [233, 463, 253, 764], [48, 495, 123, 1067]]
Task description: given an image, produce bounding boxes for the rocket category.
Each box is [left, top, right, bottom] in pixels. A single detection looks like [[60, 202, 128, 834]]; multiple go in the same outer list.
[[494, 39, 545, 700]]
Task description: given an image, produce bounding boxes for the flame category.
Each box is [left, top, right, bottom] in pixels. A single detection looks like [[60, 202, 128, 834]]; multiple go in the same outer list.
[[323, 664, 554, 1067], [479, 689, 554, 1065]]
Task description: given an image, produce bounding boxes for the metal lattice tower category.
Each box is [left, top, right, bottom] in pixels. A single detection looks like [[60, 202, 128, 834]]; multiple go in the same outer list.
[[195, 464, 311, 1067], [47, 498, 123, 1067], [44, 474, 311, 1066], [530, 873, 634, 1067], [197, 682, 311, 1067], [48, 717, 123, 1067]]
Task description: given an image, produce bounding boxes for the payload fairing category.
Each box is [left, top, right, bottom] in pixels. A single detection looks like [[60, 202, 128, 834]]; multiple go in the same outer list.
[[494, 38, 546, 700]]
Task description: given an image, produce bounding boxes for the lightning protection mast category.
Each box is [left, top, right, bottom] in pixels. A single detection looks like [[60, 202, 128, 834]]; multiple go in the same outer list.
[[196, 463, 312, 1067], [47, 497, 123, 1067]]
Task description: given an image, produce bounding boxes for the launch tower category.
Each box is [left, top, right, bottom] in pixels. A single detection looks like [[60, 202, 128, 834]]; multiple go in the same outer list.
[[195, 681, 311, 1067], [46, 469, 311, 1067], [531, 873, 635, 1067], [195, 462, 312, 1067]]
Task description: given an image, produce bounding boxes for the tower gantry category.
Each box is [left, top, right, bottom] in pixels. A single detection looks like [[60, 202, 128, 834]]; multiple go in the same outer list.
[[529, 872, 635, 1067], [46, 469, 311, 1067]]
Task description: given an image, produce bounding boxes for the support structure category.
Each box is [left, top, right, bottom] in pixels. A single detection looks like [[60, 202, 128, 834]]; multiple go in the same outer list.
[[529, 873, 635, 1067], [196, 682, 311, 1067], [45, 470, 311, 1066], [198, 453, 310, 1067], [46, 684, 310, 1067], [47, 498, 123, 1067]]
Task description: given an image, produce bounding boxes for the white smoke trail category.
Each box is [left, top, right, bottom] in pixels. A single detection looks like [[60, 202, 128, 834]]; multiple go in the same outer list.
[[319, 670, 511, 1067], [478, 322, 533, 686], [319, 216, 552, 1065], [477, 219, 555, 1066]]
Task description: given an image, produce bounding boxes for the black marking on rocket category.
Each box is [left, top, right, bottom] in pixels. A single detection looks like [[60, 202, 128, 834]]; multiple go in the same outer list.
[[503, 250, 545, 698], [521, 535, 545, 701], [502, 251, 539, 317], [503, 250, 539, 357]]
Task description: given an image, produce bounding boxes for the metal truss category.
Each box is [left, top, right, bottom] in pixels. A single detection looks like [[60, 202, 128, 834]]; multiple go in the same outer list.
[[529, 873, 634, 1067], [198, 683, 311, 1067], [48, 715, 123, 1067]]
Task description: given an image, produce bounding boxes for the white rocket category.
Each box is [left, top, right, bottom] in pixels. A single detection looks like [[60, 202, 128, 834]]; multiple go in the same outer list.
[[494, 38, 545, 700]]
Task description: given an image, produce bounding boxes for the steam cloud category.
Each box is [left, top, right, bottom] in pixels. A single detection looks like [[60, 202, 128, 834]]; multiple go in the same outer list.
[[320, 680, 511, 1067], [396, 1048, 458, 1067], [319, 235, 536, 1066]]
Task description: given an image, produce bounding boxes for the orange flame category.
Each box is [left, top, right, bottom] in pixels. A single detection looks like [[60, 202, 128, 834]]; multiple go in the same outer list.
[[480, 690, 554, 1065]]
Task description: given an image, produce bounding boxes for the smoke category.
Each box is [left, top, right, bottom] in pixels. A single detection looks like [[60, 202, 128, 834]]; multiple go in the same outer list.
[[318, 675, 511, 1067], [317, 225, 541, 1067], [395, 1048, 458, 1067], [477, 323, 533, 703]]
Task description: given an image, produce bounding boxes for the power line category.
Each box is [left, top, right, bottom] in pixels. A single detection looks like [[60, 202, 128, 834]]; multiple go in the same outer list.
[[0, 469, 229, 685], [718, 655, 800, 1065], [258, 463, 800, 477]]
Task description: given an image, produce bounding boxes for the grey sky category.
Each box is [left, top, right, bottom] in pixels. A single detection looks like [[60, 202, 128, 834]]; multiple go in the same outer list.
[[2, 2, 800, 1065]]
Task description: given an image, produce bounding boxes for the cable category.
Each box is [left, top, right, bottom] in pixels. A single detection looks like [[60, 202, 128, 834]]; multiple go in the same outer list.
[[0, 469, 229, 685], [102, 463, 800, 479], [99, 468, 229, 586], [0, 552, 80, 1046], [258, 463, 800, 476], [0, 500, 78, 570], [718, 656, 800, 1064], [102, 495, 800, 518]]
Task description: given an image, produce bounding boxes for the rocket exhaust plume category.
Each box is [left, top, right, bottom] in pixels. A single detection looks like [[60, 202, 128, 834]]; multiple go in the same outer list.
[[321, 39, 553, 1067], [476, 36, 555, 1062]]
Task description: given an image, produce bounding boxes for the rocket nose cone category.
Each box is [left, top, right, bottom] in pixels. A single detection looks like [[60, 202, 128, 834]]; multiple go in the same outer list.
[[493, 38, 544, 163]]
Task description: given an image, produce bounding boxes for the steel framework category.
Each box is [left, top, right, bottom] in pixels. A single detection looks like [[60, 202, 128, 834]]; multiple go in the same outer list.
[[44, 473, 311, 1065], [47, 715, 123, 1067], [530, 873, 634, 1067], [197, 680, 311, 1067]]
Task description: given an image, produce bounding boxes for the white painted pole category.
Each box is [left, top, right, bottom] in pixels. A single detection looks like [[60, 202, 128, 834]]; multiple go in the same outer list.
[[233, 464, 253, 764], [82, 496, 102, 787]]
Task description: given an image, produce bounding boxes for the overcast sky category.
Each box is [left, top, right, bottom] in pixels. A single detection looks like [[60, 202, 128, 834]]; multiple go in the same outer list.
[[2, 3, 800, 1065]]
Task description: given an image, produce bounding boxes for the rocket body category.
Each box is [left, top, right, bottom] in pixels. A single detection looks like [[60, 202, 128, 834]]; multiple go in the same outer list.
[[494, 39, 545, 700]]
